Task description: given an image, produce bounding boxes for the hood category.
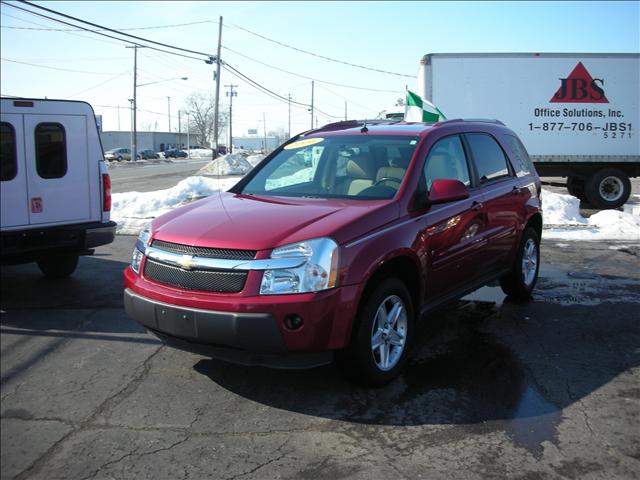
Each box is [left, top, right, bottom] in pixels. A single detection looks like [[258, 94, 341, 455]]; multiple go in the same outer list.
[[151, 192, 398, 251]]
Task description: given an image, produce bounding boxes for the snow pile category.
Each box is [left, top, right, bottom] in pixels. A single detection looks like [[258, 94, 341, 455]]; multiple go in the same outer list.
[[197, 154, 253, 176], [266, 167, 314, 190], [246, 154, 265, 166], [187, 148, 213, 158], [112, 176, 239, 234], [542, 189, 640, 241]]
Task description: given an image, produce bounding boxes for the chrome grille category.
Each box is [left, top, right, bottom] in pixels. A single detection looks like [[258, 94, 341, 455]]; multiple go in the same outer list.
[[151, 239, 256, 260], [143, 258, 247, 293]]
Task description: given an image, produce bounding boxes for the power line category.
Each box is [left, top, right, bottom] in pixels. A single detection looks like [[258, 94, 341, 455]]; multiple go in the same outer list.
[[1, 57, 115, 75], [2, 2, 207, 61], [222, 46, 402, 94], [1, 19, 215, 32], [67, 71, 130, 98], [227, 22, 415, 78], [16, 0, 214, 58]]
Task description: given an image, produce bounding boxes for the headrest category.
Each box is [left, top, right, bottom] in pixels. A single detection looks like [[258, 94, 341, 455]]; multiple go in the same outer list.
[[346, 154, 376, 179]]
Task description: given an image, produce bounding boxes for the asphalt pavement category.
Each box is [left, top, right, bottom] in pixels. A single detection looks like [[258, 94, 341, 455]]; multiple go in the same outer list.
[[1, 234, 639, 480]]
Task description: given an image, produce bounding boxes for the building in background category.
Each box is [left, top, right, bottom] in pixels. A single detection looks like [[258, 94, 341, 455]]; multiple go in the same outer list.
[[100, 131, 189, 152]]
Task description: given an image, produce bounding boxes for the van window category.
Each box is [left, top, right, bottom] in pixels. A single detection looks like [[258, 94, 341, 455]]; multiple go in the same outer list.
[[502, 134, 536, 177], [465, 133, 511, 183], [423, 135, 471, 190], [0, 122, 17, 181], [35, 123, 67, 179]]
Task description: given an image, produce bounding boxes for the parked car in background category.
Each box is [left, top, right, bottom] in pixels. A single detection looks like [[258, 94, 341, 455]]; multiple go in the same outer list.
[[1, 98, 116, 278], [137, 149, 159, 160], [164, 149, 187, 158], [124, 119, 542, 386], [105, 147, 131, 162]]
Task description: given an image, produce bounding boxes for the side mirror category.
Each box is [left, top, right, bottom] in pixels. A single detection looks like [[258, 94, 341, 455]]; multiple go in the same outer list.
[[428, 179, 470, 204]]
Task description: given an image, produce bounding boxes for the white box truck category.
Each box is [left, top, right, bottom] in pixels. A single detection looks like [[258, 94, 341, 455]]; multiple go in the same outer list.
[[1, 98, 116, 277], [418, 53, 640, 208]]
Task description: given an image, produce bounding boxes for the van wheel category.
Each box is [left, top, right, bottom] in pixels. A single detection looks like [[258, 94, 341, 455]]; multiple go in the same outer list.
[[500, 227, 540, 300], [338, 278, 414, 387], [584, 168, 631, 209], [37, 255, 79, 279], [117, 156, 123, 162]]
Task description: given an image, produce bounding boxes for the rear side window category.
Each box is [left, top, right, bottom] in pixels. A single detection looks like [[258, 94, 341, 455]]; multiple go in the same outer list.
[[0, 122, 17, 181], [423, 135, 471, 190], [502, 134, 536, 177], [35, 123, 67, 179], [466, 133, 510, 183]]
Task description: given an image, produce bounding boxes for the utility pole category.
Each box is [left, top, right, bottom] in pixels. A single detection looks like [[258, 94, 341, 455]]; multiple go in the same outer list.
[[213, 16, 223, 158], [225, 84, 238, 153], [287, 93, 291, 139], [128, 98, 133, 158], [167, 96, 171, 134], [117, 105, 121, 130], [178, 110, 181, 148], [262, 112, 267, 153], [186, 113, 190, 158], [126, 44, 144, 161], [310, 80, 314, 129]]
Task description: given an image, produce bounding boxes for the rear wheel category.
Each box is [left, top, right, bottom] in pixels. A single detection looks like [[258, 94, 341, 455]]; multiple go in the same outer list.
[[585, 168, 631, 209], [500, 227, 540, 300], [566, 176, 585, 199], [37, 254, 79, 279], [338, 278, 414, 387]]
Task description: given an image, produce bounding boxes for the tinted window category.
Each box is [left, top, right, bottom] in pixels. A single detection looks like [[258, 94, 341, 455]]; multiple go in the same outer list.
[[35, 123, 67, 179], [502, 134, 536, 177], [423, 135, 470, 190], [0, 122, 17, 181], [466, 133, 510, 182]]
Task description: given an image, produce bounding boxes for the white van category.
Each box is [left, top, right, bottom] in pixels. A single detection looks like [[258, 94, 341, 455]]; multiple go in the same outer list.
[[1, 98, 116, 277]]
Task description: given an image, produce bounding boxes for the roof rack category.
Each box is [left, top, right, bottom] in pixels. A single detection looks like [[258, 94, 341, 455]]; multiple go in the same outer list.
[[301, 118, 404, 136], [437, 118, 505, 126]]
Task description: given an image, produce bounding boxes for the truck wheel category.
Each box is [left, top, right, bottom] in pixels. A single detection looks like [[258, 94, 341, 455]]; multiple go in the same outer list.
[[584, 168, 631, 209], [338, 278, 414, 387], [500, 227, 540, 300], [37, 254, 79, 279], [566, 176, 585, 199]]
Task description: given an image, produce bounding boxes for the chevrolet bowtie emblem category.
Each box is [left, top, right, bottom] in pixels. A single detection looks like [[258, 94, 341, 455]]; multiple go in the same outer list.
[[177, 254, 195, 270]]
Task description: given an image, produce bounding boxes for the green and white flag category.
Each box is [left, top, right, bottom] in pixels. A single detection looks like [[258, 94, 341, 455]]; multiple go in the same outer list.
[[404, 90, 446, 122]]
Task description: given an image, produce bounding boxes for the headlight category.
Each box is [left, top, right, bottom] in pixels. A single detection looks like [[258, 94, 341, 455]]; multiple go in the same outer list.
[[260, 237, 339, 295], [131, 225, 151, 274]]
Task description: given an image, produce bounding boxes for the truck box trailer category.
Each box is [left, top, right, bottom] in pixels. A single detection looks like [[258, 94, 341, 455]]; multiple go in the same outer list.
[[418, 53, 640, 208]]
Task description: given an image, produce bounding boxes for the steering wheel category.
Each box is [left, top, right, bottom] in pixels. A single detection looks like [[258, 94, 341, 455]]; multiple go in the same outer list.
[[373, 177, 402, 187]]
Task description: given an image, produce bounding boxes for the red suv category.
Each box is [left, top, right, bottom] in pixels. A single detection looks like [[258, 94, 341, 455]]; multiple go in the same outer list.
[[124, 119, 542, 385]]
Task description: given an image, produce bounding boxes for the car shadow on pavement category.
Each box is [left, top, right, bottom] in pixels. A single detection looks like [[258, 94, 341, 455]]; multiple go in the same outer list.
[[193, 298, 639, 436]]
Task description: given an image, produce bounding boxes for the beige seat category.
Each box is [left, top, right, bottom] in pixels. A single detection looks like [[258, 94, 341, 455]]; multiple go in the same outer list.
[[375, 166, 406, 188], [343, 154, 377, 195]]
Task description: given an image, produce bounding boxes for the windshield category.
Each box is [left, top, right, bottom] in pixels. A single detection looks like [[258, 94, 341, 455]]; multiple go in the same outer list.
[[239, 135, 419, 200]]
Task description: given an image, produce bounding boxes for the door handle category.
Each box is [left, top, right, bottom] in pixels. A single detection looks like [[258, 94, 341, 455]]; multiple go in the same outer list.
[[471, 201, 483, 211]]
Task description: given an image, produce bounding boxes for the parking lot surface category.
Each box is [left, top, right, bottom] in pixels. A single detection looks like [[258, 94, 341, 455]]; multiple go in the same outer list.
[[1, 235, 639, 480]]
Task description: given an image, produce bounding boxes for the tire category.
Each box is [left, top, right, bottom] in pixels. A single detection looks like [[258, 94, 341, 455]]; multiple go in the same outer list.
[[584, 168, 631, 209], [566, 176, 585, 199], [37, 254, 79, 279], [338, 278, 414, 387], [500, 227, 540, 300], [117, 156, 123, 162]]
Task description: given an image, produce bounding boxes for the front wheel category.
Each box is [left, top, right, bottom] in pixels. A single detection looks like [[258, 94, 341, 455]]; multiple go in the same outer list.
[[500, 227, 540, 300], [338, 278, 414, 387], [37, 254, 79, 279]]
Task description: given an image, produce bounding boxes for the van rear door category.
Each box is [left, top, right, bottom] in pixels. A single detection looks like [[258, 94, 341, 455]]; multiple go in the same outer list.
[[0, 114, 29, 228], [23, 114, 91, 225]]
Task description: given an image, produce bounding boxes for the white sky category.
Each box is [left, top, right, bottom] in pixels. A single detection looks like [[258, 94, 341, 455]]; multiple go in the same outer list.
[[1, 1, 638, 142]]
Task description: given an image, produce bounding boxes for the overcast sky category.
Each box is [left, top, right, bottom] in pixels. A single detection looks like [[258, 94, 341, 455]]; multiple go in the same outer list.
[[1, 1, 638, 141]]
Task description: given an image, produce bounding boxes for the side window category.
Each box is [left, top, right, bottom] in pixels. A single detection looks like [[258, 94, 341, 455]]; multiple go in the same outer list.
[[465, 133, 510, 183], [423, 135, 470, 190], [502, 134, 536, 177], [0, 122, 17, 181], [35, 123, 67, 179]]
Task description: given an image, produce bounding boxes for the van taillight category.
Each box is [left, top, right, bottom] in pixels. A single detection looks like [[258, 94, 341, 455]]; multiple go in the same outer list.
[[102, 173, 111, 211]]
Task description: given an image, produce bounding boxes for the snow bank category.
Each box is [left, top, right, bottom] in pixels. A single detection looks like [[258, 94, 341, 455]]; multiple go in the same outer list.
[[188, 148, 213, 158], [197, 154, 253, 176], [542, 189, 640, 241], [112, 176, 239, 235]]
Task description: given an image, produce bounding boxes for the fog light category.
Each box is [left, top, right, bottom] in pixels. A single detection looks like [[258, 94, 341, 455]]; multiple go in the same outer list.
[[285, 314, 304, 330]]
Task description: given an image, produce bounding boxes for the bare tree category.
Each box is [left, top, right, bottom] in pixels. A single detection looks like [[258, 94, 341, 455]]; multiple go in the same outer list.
[[184, 92, 228, 147]]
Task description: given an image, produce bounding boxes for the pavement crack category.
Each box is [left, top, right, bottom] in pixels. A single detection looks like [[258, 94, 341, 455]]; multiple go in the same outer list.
[[224, 438, 289, 480]]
